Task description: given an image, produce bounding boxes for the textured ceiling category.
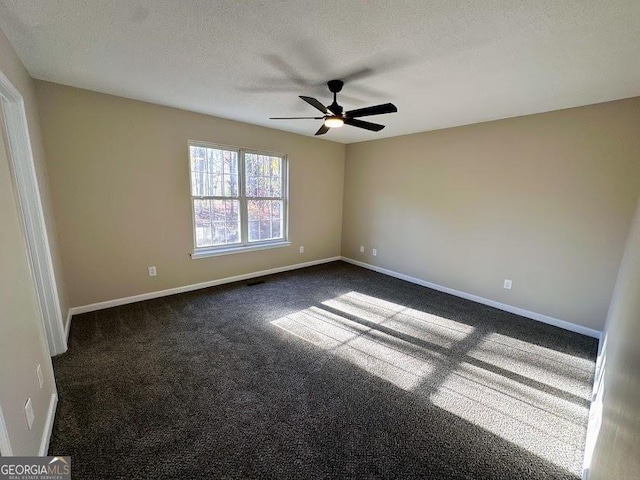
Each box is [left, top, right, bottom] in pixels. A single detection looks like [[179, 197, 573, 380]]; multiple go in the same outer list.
[[1, 0, 639, 144]]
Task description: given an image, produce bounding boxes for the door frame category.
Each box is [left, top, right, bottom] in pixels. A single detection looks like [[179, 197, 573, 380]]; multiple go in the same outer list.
[[0, 404, 11, 456], [0, 70, 66, 357]]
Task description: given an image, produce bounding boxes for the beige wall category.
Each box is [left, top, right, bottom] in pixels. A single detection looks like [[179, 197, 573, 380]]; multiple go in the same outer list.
[[342, 98, 640, 330], [35, 81, 345, 308], [0, 28, 57, 454], [586, 195, 640, 479]]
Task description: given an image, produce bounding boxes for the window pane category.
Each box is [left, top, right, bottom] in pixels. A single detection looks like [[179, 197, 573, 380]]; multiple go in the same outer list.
[[225, 222, 240, 244], [257, 177, 267, 197], [245, 154, 282, 199], [258, 221, 270, 240], [271, 176, 281, 196], [246, 175, 257, 197], [272, 219, 282, 238], [194, 199, 212, 247], [247, 199, 283, 242], [270, 157, 281, 176], [224, 199, 240, 243], [272, 201, 281, 218], [194, 199, 240, 247], [194, 199, 211, 227], [191, 172, 202, 196], [248, 220, 259, 242], [189, 147, 206, 172], [212, 222, 226, 245], [189, 146, 238, 198], [246, 153, 255, 175]]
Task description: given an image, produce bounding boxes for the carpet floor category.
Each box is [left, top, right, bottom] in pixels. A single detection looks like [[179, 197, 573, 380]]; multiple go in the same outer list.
[[50, 261, 598, 479]]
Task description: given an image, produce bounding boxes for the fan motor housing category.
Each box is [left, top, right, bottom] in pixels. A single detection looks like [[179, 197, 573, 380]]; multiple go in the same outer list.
[[327, 79, 344, 93]]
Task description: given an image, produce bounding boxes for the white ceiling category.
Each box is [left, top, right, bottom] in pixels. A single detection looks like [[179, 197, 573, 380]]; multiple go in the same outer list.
[[1, 1, 639, 144]]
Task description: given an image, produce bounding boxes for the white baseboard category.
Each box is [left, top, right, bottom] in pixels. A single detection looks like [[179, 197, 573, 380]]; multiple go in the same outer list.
[[68, 256, 341, 317], [341, 256, 602, 339], [39, 393, 57, 456]]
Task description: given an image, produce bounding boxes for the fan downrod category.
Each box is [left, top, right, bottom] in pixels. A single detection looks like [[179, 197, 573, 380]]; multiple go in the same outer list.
[[327, 80, 344, 115]]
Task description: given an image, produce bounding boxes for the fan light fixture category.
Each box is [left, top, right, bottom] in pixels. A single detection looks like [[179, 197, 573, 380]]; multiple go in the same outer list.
[[324, 116, 344, 128]]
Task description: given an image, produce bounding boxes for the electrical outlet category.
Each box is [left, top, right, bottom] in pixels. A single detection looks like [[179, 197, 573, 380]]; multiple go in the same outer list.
[[299, 246, 304, 254], [24, 398, 34, 430], [359, 245, 365, 253], [37, 364, 43, 389], [148, 266, 157, 277], [503, 279, 513, 290], [372, 248, 377, 256]]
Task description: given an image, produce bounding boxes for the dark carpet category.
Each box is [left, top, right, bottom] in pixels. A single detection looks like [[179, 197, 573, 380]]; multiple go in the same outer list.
[[50, 261, 598, 479]]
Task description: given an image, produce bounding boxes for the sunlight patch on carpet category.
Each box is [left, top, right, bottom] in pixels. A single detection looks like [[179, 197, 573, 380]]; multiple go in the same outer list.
[[272, 305, 443, 390], [429, 362, 588, 471], [271, 291, 592, 475]]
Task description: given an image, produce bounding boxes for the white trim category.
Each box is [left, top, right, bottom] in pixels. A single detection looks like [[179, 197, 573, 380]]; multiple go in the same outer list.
[[191, 241, 291, 259], [38, 393, 57, 456], [69, 256, 341, 315], [65, 311, 72, 342], [0, 71, 66, 356], [582, 333, 607, 479], [341, 256, 602, 339], [0, 404, 12, 456]]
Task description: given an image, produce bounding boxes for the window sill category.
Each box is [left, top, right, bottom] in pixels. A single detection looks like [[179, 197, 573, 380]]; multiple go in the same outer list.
[[191, 241, 292, 259]]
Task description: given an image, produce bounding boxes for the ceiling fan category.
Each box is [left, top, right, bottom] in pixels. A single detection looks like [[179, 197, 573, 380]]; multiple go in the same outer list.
[[270, 79, 397, 136]]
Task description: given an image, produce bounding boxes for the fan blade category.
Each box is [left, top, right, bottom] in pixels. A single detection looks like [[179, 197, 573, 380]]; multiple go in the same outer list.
[[270, 117, 324, 120], [344, 118, 385, 132], [300, 96, 329, 114], [345, 103, 397, 118], [315, 124, 330, 136]]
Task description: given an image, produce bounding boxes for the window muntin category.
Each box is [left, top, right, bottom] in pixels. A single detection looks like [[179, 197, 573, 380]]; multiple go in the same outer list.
[[189, 143, 287, 252]]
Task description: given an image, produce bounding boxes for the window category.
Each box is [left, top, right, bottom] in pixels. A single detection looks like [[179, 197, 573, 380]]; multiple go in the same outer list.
[[189, 142, 288, 257]]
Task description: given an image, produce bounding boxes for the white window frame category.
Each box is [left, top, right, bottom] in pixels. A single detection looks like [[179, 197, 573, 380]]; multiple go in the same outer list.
[[189, 140, 290, 259]]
